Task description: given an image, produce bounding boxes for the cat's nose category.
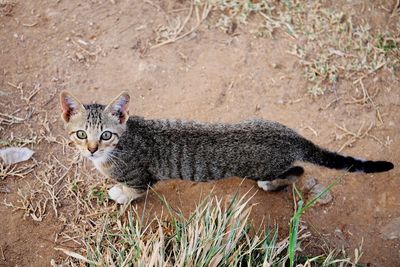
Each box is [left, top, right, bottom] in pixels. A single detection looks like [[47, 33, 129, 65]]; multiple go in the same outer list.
[[88, 146, 98, 154]]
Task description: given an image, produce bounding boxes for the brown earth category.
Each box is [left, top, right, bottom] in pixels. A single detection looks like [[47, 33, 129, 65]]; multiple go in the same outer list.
[[1, 0, 399, 266]]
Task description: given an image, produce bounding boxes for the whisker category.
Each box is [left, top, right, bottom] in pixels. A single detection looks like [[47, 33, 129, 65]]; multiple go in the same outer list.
[[105, 156, 124, 174], [111, 149, 129, 156], [108, 153, 127, 164], [106, 153, 128, 168]]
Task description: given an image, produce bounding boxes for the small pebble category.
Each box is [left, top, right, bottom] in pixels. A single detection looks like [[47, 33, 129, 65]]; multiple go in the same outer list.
[[0, 186, 11, 193], [303, 176, 317, 191], [310, 184, 333, 205], [380, 217, 400, 240], [334, 227, 345, 240], [75, 52, 84, 60]]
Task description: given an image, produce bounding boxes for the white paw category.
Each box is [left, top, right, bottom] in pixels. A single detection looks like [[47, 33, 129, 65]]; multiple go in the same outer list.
[[108, 184, 130, 204], [108, 184, 144, 204], [257, 181, 275, 192]]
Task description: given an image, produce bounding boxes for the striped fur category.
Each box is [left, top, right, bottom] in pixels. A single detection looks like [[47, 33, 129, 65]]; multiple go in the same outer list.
[[61, 92, 394, 197]]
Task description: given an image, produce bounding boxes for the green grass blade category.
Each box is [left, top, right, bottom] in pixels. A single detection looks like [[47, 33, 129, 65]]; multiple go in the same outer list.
[[288, 199, 303, 267], [303, 174, 345, 211]]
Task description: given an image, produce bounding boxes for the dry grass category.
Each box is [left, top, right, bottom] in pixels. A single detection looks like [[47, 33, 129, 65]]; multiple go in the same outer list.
[[0, 83, 95, 226], [1, 0, 397, 265], [0, 161, 36, 180], [0, 134, 39, 148], [150, 0, 212, 49], [3, 183, 48, 221], [289, 5, 399, 97], [1, 120, 365, 265], [150, 0, 399, 102], [1, 152, 363, 266], [69, 38, 103, 65], [1, 151, 80, 221], [1, 134, 361, 265], [0, 0, 16, 16], [0, 112, 25, 131], [52, 190, 361, 266], [335, 122, 385, 152]]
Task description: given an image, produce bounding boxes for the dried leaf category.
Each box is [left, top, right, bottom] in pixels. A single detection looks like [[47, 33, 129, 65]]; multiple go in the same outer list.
[[0, 147, 34, 165]]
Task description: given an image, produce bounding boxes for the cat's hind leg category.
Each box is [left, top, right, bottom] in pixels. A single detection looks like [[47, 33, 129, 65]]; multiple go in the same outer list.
[[257, 166, 304, 192], [108, 183, 144, 204]]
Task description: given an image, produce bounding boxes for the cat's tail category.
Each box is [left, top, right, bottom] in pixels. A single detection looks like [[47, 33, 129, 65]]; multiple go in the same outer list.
[[302, 142, 394, 173]]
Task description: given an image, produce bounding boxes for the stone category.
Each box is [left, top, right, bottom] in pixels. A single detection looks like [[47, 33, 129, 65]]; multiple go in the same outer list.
[[303, 176, 317, 191], [380, 217, 400, 240], [334, 227, 345, 240], [310, 184, 333, 205]]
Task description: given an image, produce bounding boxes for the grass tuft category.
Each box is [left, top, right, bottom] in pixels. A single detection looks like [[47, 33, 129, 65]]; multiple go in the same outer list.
[[151, 0, 399, 99], [56, 187, 362, 266]]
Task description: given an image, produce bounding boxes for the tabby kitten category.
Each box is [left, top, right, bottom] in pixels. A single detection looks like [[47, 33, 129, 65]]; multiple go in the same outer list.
[[60, 91, 394, 204]]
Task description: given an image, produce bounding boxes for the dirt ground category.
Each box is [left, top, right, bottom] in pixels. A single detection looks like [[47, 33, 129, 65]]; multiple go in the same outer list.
[[1, 0, 399, 266]]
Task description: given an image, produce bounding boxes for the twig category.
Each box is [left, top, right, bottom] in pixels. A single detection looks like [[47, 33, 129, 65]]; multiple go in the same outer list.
[[0, 245, 5, 261], [0, 162, 36, 179], [144, 0, 162, 12], [151, 2, 212, 49], [42, 87, 59, 107], [346, 80, 383, 123], [323, 97, 342, 109], [169, 7, 190, 13], [345, 87, 379, 105], [390, 0, 400, 18], [23, 84, 41, 104], [304, 126, 318, 137], [335, 122, 382, 152], [360, 80, 383, 123], [0, 112, 25, 122], [22, 21, 38, 27], [71, 39, 101, 58], [352, 62, 386, 85], [151, 1, 194, 49]]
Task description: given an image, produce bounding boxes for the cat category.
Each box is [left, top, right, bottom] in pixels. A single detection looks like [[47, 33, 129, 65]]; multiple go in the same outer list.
[[60, 91, 394, 204]]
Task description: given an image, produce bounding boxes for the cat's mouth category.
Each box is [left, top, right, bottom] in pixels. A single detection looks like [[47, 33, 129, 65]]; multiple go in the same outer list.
[[85, 152, 102, 160], [82, 149, 111, 162]]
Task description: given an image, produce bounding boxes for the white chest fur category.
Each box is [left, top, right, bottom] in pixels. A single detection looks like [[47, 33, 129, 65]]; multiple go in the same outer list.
[[91, 156, 111, 177]]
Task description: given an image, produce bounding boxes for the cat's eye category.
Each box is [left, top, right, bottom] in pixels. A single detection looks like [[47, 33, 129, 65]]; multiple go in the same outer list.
[[101, 131, 112, 141], [76, 130, 87, 139]]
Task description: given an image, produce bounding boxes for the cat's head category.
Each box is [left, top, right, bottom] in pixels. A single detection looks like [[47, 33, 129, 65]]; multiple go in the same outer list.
[[60, 91, 129, 163]]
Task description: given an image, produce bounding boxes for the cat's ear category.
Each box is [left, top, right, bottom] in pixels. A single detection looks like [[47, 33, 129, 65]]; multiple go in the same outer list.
[[104, 92, 130, 123], [60, 91, 85, 122]]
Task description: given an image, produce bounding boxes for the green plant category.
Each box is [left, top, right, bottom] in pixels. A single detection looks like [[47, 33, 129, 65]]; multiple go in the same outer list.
[[56, 183, 363, 266], [288, 178, 340, 267]]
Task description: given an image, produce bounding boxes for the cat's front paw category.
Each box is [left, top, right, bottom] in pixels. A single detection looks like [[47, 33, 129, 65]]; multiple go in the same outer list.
[[108, 184, 129, 204], [108, 184, 143, 204], [257, 180, 276, 192]]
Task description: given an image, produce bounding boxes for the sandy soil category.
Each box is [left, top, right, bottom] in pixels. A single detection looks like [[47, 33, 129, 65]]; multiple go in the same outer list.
[[1, 0, 399, 266]]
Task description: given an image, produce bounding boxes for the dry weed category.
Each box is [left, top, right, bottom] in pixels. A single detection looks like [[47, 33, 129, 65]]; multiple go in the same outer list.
[[52, 191, 361, 266], [0, 0, 16, 16], [335, 122, 384, 152], [0, 158, 36, 179], [151, 0, 212, 49], [150, 0, 399, 101], [3, 183, 48, 221]]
